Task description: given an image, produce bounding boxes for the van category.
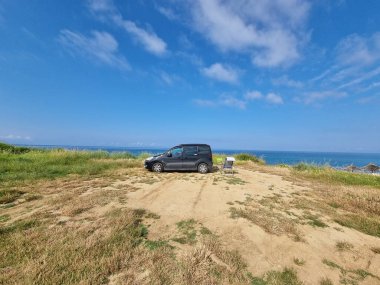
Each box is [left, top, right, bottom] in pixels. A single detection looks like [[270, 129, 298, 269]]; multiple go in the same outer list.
[[144, 144, 213, 173]]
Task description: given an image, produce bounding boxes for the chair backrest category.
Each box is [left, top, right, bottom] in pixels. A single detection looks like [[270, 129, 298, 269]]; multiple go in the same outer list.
[[223, 159, 234, 169]]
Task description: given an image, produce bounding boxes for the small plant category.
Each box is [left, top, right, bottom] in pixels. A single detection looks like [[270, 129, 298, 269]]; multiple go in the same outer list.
[[145, 212, 160, 219], [234, 153, 265, 164], [200, 226, 212, 235], [293, 257, 305, 266], [305, 214, 328, 228], [144, 239, 172, 250], [226, 177, 247, 185], [0, 214, 10, 223], [172, 219, 197, 245], [0, 189, 24, 204], [265, 267, 303, 285], [336, 241, 353, 251], [319, 277, 333, 285]]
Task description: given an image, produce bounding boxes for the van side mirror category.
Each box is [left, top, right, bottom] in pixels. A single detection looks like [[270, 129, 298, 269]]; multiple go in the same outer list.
[[167, 152, 172, 157]]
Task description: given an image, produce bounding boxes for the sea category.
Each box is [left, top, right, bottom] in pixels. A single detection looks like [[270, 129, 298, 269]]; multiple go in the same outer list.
[[24, 145, 380, 168]]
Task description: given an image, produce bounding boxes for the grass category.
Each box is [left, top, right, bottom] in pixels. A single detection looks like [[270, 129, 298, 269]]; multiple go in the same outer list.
[[304, 214, 328, 228], [0, 189, 25, 204], [322, 258, 380, 284], [265, 268, 303, 285], [172, 219, 198, 244], [213, 153, 265, 165], [292, 163, 380, 188], [319, 277, 333, 285], [293, 258, 305, 266], [0, 147, 142, 188], [0, 209, 149, 284], [334, 214, 380, 237], [0, 142, 31, 154], [226, 177, 247, 185], [230, 206, 302, 241], [335, 241, 353, 251]]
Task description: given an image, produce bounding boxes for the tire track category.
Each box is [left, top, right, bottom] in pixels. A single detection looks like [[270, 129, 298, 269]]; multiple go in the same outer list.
[[192, 179, 208, 210], [140, 176, 176, 201]]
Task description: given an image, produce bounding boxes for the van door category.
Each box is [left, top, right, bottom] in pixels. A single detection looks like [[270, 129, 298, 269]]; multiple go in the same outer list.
[[182, 146, 199, 170], [162, 146, 183, 170]]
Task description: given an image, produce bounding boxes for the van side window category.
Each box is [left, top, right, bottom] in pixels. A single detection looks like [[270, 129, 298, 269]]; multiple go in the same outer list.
[[184, 146, 198, 156], [171, 147, 183, 157], [198, 146, 210, 154]]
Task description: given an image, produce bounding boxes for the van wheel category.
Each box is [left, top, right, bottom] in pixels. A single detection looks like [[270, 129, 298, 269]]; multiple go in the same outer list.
[[152, 163, 163, 173], [198, 163, 208, 174]]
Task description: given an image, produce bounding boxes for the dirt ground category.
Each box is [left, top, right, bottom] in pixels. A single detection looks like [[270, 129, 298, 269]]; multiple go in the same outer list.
[[122, 167, 380, 285], [2, 165, 380, 284]]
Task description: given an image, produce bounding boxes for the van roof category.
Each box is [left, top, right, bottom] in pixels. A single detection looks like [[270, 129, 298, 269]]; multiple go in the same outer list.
[[179, 144, 210, 147]]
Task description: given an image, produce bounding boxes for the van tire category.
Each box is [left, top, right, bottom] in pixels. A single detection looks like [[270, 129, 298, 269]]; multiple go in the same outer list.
[[152, 162, 163, 173], [198, 163, 208, 174]]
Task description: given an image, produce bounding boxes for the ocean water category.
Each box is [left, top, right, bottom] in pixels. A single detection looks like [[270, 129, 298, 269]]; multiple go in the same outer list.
[[26, 145, 380, 168]]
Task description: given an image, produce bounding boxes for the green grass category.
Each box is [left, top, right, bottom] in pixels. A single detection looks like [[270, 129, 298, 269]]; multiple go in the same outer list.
[[248, 268, 303, 285], [292, 163, 380, 188], [0, 142, 31, 154], [336, 241, 353, 251], [173, 219, 197, 245], [0, 189, 25, 204], [293, 258, 305, 266], [144, 239, 172, 250], [0, 214, 11, 223], [213, 153, 265, 164], [319, 277, 333, 285], [0, 147, 141, 187], [265, 268, 303, 285], [334, 214, 380, 237], [304, 214, 328, 228], [322, 258, 379, 284]]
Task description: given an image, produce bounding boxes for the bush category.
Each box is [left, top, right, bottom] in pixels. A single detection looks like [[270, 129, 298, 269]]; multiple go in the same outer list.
[[234, 153, 265, 164], [0, 142, 30, 154]]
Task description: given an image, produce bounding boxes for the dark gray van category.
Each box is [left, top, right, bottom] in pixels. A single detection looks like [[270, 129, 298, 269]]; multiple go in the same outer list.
[[144, 144, 213, 173]]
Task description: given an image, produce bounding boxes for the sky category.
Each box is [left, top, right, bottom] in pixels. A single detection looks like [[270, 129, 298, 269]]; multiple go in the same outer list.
[[1, 0, 380, 152]]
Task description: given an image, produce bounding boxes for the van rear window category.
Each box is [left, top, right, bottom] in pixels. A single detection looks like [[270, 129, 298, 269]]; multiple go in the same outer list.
[[198, 146, 210, 154]]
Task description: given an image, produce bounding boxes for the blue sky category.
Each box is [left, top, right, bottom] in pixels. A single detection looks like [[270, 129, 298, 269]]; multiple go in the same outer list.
[[1, 0, 380, 152]]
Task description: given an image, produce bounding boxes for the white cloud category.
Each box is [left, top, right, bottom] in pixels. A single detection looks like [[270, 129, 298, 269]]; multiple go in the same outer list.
[[156, 6, 179, 21], [307, 32, 380, 95], [336, 32, 380, 67], [58, 30, 130, 70], [196, 90, 284, 109], [193, 99, 217, 108], [272, 75, 304, 88], [87, 0, 115, 13], [245, 90, 284, 104], [194, 95, 246, 109], [190, 0, 310, 67], [0, 134, 31, 140], [88, 0, 167, 56], [266, 93, 284, 105], [337, 66, 380, 90], [244, 90, 263, 100], [201, 63, 239, 83], [219, 95, 246, 109], [299, 91, 347, 104]]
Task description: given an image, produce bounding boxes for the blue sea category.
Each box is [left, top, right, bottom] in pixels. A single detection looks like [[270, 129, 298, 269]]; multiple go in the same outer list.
[[24, 145, 380, 168]]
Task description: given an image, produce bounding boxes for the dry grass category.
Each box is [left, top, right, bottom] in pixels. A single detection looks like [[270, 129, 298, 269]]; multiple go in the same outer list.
[[335, 241, 354, 251], [241, 163, 380, 238], [230, 205, 303, 242]]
